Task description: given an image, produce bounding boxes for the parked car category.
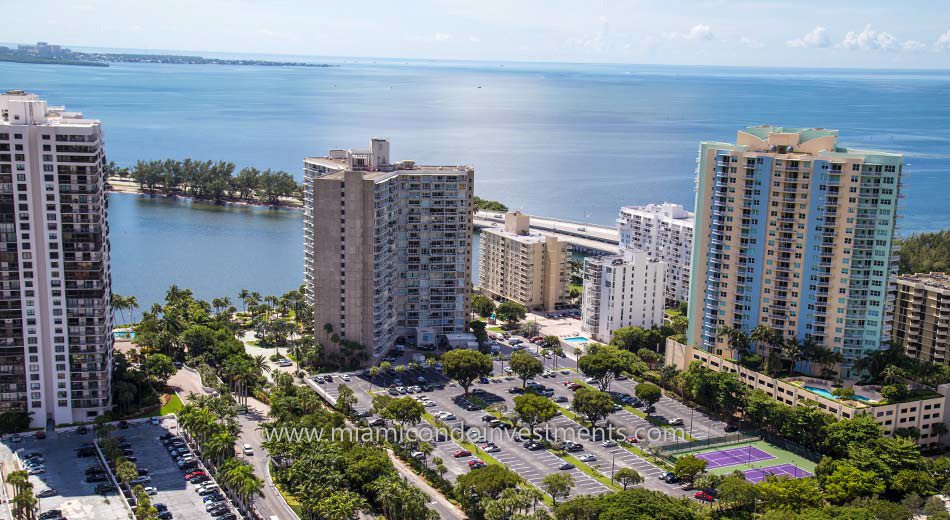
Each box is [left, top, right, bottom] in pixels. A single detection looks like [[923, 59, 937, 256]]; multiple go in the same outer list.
[[143, 486, 158, 496], [95, 484, 117, 494], [558, 462, 575, 470], [694, 491, 715, 502], [243, 444, 254, 456], [601, 440, 617, 448], [453, 449, 472, 458], [37, 489, 57, 498], [669, 418, 684, 426], [578, 454, 596, 462]]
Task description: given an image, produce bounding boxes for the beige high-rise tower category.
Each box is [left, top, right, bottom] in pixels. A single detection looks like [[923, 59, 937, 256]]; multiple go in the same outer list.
[[0, 91, 113, 427], [478, 212, 570, 312], [304, 139, 473, 363]]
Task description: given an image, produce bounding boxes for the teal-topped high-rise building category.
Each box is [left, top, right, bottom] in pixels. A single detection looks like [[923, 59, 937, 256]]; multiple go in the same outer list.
[[687, 126, 903, 378]]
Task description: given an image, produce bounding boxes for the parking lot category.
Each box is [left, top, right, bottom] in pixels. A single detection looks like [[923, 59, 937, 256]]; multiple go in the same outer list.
[[309, 337, 723, 498], [108, 418, 235, 520], [0, 429, 127, 520]]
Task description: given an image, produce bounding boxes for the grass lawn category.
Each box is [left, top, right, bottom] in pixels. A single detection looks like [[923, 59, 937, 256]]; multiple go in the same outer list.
[[677, 440, 817, 477], [160, 394, 184, 415]]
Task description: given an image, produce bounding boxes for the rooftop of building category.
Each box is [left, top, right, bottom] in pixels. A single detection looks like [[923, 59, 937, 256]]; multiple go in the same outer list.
[[1, 90, 99, 128], [702, 125, 903, 162], [305, 138, 471, 179], [587, 249, 663, 266], [481, 226, 550, 244], [620, 202, 695, 222], [898, 272, 950, 291]]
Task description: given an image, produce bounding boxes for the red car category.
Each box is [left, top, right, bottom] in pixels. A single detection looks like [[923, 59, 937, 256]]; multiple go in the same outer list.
[[694, 491, 714, 502], [626, 435, 639, 443], [34, 432, 46, 440], [185, 470, 206, 479], [568, 383, 582, 390], [453, 450, 471, 458], [467, 459, 486, 468]]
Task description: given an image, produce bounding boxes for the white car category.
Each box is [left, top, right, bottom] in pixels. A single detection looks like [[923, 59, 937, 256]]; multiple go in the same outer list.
[[243, 444, 254, 456], [143, 486, 158, 496], [131, 476, 151, 485], [669, 418, 684, 426], [341, 374, 351, 382], [578, 454, 597, 462], [424, 401, 436, 408], [601, 440, 617, 448], [28, 467, 45, 475]]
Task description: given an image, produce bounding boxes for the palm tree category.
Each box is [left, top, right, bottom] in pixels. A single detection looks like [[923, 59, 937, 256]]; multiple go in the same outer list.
[[206, 431, 237, 467], [238, 289, 251, 314], [252, 355, 270, 374], [116, 458, 139, 486], [111, 294, 128, 325], [127, 295, 139, 325], [717, 325, 751, 354]]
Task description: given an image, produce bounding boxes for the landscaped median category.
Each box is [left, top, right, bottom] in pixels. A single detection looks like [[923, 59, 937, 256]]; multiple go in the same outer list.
[[554, 452, 621, 491]]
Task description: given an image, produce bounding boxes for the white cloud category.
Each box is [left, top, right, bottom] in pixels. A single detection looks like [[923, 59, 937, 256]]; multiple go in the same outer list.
[[434, 33, 452, 42], [664, 24, 714, 41], [840, 25, 898, 51], [565, 18, 612, 53], [936, 30, 950, 51], [902, 40, 927, 51], [786, 26, 830, 48], [740, 36, 763, 49], [468, 35, 481, 44]]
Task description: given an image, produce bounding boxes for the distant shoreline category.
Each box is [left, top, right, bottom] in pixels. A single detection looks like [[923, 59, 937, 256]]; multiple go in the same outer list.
[[106, 178, 303, 210], [0, 48, 335, 68]]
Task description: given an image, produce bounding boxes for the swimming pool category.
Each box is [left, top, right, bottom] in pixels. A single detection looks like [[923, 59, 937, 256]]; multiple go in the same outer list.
[[563, 337, 592, 343], [804, 385, 871, 402], [113, 331, 136, 339]]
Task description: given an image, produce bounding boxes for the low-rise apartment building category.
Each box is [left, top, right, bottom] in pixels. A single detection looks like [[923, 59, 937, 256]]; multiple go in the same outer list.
[[893, 272, 950, 366], [666, 338, 950, 447], [581, 249, 665, 343], [618, 203, 694, 305], [478, 212, 570, 312]]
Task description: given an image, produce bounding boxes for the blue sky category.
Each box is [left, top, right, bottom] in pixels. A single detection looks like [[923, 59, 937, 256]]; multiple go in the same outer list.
[[11, 0, 950, 68]]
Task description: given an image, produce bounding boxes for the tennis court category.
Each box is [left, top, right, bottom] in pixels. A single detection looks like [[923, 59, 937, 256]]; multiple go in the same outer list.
[[695, 445, 774, 469], [743, 463, 813, 483], [674, 440, 817, 480]]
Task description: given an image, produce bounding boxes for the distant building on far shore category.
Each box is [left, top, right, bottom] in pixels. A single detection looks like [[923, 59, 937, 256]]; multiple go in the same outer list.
[[581, 250, 666, 344], [893, 273, 950, 366], [0, 91, 114, 427], [303, 139, 473, 364], [479, 212, 570, 312], [618, 202, 694, 306]]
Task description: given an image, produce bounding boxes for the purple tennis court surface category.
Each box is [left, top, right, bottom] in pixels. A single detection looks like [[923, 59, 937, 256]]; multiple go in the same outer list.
[[742, 463, 813, 483], [695, 446, 774, 469]]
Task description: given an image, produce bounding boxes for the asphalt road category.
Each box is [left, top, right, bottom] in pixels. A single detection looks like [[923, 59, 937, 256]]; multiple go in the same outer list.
[[171, 367, 297, 520]]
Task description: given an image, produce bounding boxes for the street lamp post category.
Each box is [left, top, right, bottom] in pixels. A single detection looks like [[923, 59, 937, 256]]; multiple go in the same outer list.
[[611, 452, 617, 480]]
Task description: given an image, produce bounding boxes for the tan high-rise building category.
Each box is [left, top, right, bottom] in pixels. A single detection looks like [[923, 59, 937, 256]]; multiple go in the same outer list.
[[0, 91, 113, 427], [893, 273, 950, 365], [304, 139, 473, 363], [478, 212, 570, 312], [687, 126, 903, 378]]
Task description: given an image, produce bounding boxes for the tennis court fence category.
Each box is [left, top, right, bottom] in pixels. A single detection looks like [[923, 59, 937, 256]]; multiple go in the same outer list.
[[651, 432, 761, 462]]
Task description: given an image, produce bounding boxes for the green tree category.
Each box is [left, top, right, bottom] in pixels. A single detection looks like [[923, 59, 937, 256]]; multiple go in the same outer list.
[[717, 475, 758, 510], [510, 351, 544, 388], [613, 467, 643, 490], [472, 294, 496, 319], [822, 463, 885, 504], [634, 383, 662, 413], [496, 301, 528, 326], [441, 350, 494, 395], [542, 472, 574, 506], [116, 458, 139, 486], [571, 387, 615, 428], [336, 384, 357, 417], [578, 347, 637, 391], [143, 353, 176, 385], [455, 465, 521, 516], [514, 393, 558, 437], [898, 230, 950, 274], [672, 455, 707, 483], [757, 474, 823, 512], [819, 414, 884, 458]]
